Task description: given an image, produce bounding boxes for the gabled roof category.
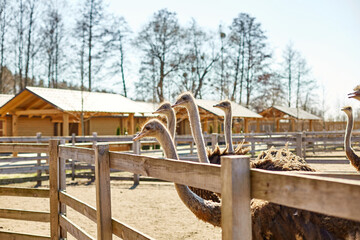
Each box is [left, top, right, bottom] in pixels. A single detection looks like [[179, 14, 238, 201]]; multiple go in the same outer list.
[[23, 87, 153, 114], [0, 94, 14, 107], [0, 87, 156, 116], [260, 105, 321, 120], [195, 99, 262, 118]]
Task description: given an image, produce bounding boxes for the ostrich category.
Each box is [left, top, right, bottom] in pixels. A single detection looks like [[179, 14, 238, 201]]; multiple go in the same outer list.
[[154, 100, 221, 202], [210, 100, 251, 164], [133, 119, 221, 226], [348, 85, 360, 101], [341, 106, 360, 171], [172, 92, 209, 164], [153, 102, 176, 139], [134, 119, 360, 239]]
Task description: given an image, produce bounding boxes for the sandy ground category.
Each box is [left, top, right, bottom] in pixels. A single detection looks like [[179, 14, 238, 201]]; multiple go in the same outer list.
[[0, 179, 221, 240], [0, 161, 358, 240]]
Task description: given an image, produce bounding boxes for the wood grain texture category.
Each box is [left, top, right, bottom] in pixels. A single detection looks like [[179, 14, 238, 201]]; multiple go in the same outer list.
[[0, 208, 50, 222], [0, 186, 49, 197], [0, 230, 50, 240], [0, 143, 48, 153], [95, 144, 112, 240], [49, 140, 60, 239], [59, 191, 97, 222], [59, 145, 94, 164], [59, 214, 94, 240], [251, 169, 360, 222], [221, 155, 252, 240], [109, 152, 221, 193]]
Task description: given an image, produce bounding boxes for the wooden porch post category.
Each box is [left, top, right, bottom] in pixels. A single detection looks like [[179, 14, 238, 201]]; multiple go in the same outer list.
[[63, 113, 69, 136], [12, 114, 18, 136], [244, 118, 249, 133], [256, 118, 260, 133], [214, 117, 219, 134], [276, 119, 280, 132], [128, 113, 134, 135], [309, 120, 313, 131], [203, 117, 208, 133]]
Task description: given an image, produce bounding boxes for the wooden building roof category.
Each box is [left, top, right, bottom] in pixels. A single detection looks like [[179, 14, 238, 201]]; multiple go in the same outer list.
[[0, 87, 155, 117], [195, 99, 262, 118], [0, 94, 14, 107], [259, 106, 321, 120]]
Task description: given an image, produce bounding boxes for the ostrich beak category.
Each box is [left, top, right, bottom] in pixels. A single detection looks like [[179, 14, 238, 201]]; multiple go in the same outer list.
[[348, 91, 359, 99], [171, 100, 185, 108], [213, 103, 221, 108], [133, 131, 147, 141], [152, 109, 163, 114]]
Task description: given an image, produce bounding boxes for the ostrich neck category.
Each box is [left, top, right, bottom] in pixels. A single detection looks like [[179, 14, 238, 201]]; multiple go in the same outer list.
[[344, 112, 360, 171], [187, 102, 209, 163], [157, 129, 221, 227], [165, 110, 176, 140], [224, 109, 234, 153]]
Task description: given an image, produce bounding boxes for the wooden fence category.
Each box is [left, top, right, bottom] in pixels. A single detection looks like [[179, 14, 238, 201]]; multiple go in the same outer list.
[[1, 140, 360, 239], [1, 130, 358, 185]]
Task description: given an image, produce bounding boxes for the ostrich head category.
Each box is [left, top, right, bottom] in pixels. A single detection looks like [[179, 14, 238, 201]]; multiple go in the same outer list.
[[133, 119, 166, 141], [153, 102, 172, 115], [341, 106, 352, 116], [348, 85, 360, 100], [213, 100, 231, 112], [172, 92, 195, 109]]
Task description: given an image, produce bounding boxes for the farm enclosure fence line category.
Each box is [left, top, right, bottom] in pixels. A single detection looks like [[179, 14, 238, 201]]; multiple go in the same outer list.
[[1, 129, 358, 185], [2, 140, 360, 239]]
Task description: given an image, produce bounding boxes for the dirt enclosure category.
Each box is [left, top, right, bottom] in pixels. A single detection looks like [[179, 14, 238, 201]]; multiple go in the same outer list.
[[0, 162, 357, 239], [0, 179, 221, 240]]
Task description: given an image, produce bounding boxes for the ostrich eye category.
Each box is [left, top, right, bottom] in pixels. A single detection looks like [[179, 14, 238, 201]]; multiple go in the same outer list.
[[145, 126, 151, 130]]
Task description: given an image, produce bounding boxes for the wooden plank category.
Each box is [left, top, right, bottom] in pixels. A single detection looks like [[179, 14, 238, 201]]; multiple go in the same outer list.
[[0, 156, 48, 163], [0, 208, 50, 222], [112, 218, 154, 240], [15, 109, 62, 116], [59, 214, 94, 240], [251, 169, 360, 222], [59, 145, 94, 164], [128, 113, 134, 135], [0, 230, 50, 240], [49, 140, 60, 239], [0, 186, 49, 198], [287, 171, 360, 180], [59, 140, 67, 239], [221, 155, 251, 240], [59, 191, 97, 222], [95, 144, 112, 240], [109, 152, 221, 193], [0, 165, 49, 174], [59, 191, 153, 240], [0, 143, 49, 153]]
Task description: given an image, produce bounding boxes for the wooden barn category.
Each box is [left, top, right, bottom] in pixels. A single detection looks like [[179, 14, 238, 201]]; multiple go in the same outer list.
[[257, 105, 321, 132], [174, 99, 262, 134], [0, 87, 155, 136]]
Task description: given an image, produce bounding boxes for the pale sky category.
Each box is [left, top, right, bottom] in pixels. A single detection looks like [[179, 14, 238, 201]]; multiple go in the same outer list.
[[106, 0, 360, 119]]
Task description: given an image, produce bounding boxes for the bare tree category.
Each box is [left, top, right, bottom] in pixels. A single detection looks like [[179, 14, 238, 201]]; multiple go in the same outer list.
[[41, 2, 65, 88], [282, 42, 298, 107], [134, 9, 183, 102], [105, 16, 131, 97], [179, 19, 218, 98]]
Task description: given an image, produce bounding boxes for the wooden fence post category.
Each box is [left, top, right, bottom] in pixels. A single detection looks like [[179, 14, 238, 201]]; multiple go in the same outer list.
[[95, 144, 112, 240], [251, 140, 255, 158], [71, 133, 76, 180], [59, 139, 67, 238], [50, 140, 67, 239], [133, 139, 140, 185], [296, 133, 303, 158], [36, 132, 42, 186], [221, 155, 251, 240]]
